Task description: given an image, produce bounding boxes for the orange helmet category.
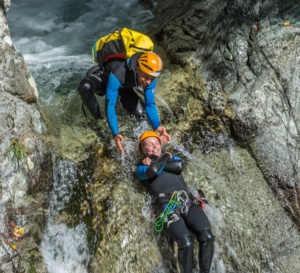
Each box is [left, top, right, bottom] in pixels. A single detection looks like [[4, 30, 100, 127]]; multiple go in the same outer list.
[[138, 131, 161, 154], [138, 52, 163, 77]]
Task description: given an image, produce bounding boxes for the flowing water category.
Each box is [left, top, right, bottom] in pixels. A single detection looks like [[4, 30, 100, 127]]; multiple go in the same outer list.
[[41, 158, 90, 273], [7, 0, 157, 272], [6, 0, 300, 272]]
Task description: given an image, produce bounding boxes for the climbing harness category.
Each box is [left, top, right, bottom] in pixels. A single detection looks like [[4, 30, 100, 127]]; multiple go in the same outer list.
[[154, 192, 179, 233], [189, 186, 208, 209], [153, 190, 189, 233]]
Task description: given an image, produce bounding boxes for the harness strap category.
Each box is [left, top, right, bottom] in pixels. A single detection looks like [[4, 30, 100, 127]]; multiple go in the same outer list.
[[154, 190, 192, 233]]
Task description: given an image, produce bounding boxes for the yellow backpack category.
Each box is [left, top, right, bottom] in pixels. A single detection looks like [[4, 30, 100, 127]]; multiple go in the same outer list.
[[92, 28, 154, 65]]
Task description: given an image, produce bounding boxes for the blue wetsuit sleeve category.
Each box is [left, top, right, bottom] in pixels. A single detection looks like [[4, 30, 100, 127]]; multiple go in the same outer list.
[[172, 155, 181, 160], [106, 73, 121, 136], [144, 79, 161, 129], [136, 165, 151, 181]]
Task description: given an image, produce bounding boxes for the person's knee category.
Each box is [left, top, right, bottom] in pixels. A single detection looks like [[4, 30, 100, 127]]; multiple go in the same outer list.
[[78, 77, 95, 96], [177, 234, 194, 250], [124, 97, 145, 118], [78, 75, 105, 96], [196, 229, 215, 244], [77, 76, 103, 119], [131, 101, 145, 118]]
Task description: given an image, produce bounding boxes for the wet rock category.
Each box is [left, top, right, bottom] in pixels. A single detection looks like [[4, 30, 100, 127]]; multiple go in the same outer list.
[[0, 1, 51, 272], [2, 0, 300, 272], [155, 0, 300, 229]]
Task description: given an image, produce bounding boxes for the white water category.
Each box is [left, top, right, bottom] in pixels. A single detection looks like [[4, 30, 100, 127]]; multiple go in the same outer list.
[[7, 0, 156, 112], [7, 1, 156, 272], [40, 157, 90, 273]]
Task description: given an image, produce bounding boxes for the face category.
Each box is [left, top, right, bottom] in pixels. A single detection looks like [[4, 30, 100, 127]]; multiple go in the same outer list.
[[142, 136, 162, 157], [136, 66, 155, 89]]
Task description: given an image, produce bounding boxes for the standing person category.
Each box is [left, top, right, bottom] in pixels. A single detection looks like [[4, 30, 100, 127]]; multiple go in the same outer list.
[[77, 52, 170, 153], [136, 131, 214, 273]]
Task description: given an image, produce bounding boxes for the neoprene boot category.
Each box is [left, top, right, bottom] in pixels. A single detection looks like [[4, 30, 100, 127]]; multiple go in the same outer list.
[[197, 229, 214, 273], [177, 234, 194, 273]]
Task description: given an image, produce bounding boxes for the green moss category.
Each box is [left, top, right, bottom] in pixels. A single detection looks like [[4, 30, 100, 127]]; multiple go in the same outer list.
[[28, 250, 38, 273], [6, 140, 27, 165], [28, 266, 37, 273]]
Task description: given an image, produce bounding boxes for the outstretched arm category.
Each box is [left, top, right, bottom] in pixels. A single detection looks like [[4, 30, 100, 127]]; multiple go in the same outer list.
[[144, 81, 171, 144], [106, 73, 125, 153], [106, 73, 121, 136], [144, 80, 161, 129]]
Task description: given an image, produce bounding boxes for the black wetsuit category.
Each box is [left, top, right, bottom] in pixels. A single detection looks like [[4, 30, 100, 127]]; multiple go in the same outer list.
[[77, 53, 161, 136], [136, 154, 214, 273]]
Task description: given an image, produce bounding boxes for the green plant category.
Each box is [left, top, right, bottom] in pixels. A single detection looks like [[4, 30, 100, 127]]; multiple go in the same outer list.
[[28, 251, 37, 273], [6, 140, 27, 165]]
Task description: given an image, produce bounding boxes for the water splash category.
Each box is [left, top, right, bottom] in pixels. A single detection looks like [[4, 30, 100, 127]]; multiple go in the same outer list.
[[41, 156, 90, 273], [41, 223, 90, 273]]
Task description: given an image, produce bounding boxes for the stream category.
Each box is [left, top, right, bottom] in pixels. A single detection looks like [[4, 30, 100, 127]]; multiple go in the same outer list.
[[7, 0, 300, 272]]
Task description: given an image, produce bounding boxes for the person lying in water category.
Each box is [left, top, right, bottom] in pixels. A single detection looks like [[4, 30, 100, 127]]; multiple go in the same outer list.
[[136, 131, 214, 273]]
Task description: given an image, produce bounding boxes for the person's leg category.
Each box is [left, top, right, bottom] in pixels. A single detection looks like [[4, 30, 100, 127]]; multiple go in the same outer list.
[[77, 74, 105, 119], [197, 229, 214, 273], [118, 88, 145, 118], [185, 205, 215, 273], [164, 211, 194, 273], [177, 234, 194, 273]]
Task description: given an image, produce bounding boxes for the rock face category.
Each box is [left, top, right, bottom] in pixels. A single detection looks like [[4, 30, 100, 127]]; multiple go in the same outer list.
[[85, 1, 300, 271], [154, 0, 300, 226], [0, 0, 10, 13], [2, 0, 300, 272], [0, 1, 51, 272]]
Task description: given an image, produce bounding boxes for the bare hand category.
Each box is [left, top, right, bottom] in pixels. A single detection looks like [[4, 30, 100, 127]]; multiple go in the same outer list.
[[164, 152, 172, 159], [114, 134, 125, 154], [142, 157, 152, 166], [155, 126, 171, 144]]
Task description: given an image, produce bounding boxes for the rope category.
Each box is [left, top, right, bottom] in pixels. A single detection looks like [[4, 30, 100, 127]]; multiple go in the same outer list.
[[153, 192, 180, 233]]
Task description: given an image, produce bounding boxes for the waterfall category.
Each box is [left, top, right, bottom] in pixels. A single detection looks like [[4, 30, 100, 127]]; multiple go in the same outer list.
[[40, 157, 90, 273]]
